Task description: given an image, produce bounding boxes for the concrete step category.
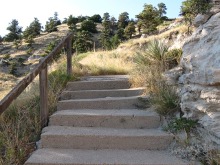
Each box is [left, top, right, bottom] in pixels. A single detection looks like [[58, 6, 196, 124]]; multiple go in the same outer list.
[[80, 75, 130, 81], [57, 96, 143, 110], [65, 80, 130, 91], [49, 109, 160, 129], [60, 87, 145, 100], [25, 148, 189, 165], [41, 126, 173, 150]]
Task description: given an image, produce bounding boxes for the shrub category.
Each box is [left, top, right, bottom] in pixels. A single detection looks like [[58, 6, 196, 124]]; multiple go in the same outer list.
[[9, 62, 17, 76], [3, 54, 11, 60], [26, 48, 34, 55], [165, 117, 198, 141], [149, 81, 181, 116], [165, 48, 183, 69], [13, 39, 22, 49]]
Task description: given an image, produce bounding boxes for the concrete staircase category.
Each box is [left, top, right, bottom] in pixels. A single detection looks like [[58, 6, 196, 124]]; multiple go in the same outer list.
[[25, 75, 188, 165]]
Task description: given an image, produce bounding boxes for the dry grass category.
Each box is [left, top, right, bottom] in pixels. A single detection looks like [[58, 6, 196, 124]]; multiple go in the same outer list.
[[72, 50, 135, 76], [0, 73, 18, 100]]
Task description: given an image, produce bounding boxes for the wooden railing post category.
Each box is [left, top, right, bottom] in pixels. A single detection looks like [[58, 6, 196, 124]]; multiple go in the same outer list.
[[66, 37, 72, 76], [39, 66, 48, 128]]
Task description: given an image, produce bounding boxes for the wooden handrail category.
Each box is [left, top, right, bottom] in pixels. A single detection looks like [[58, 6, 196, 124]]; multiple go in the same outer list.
[[0, 32, 73, 126]]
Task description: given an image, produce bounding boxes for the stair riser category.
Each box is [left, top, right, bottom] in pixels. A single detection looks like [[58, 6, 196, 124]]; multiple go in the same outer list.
[[49, 115, 160, 129], [66, 80, 130, 91], [57, 98, 141, 110], [60, 89, 144, 100], [41, 135, 172, 150]]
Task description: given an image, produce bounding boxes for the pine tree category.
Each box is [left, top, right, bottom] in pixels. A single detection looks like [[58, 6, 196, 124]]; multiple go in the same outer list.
[[73, 31, 93, 53], [45, 12, 61, 33], [23, 18, 42, 39], [80, 20, 97, 33], [136, 4, 161, 35], [4, 19, 22, 42], [180, 0, 211, 26], [99, 13, 113, 50], [124, 22, 136, 39], [118, 12, 129, 29]]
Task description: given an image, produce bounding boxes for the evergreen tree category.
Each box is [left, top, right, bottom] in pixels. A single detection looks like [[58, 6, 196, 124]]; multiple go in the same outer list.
[[77, 15, 87, 22], [45, 12, 61, 33], [23, 18, 42, 39], [89, 14, 102, 23], [110, 16, 117, 31], [118, 12, 129, 29], [180, 0, 211, 26], [80, 20, 97, 33], [99, 13, 113, 50], [62, 18, 68, 24], [73, 31, 93, 53], [124, 22, 136, 39], [53, 12, 61, 25], [157, 3, 167, 17], [116, 28, 126, 41], [67, 15, 79, 26], [136, 4, 161, 34], [102, 12, 110, 22], [4, 19, 22, 42]]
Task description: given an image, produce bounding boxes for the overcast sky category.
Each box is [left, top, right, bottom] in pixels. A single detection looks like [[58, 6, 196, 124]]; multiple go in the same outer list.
[[0, 0, 183, 36]]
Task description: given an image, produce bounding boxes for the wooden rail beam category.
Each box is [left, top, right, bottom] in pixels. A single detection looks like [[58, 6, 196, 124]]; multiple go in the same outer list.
[[66, 37, 73, 76], [40, 66, 48, 127]]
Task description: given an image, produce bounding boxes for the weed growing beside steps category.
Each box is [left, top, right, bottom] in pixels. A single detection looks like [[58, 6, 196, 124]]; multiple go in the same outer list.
[[0, 57, 75, 165]]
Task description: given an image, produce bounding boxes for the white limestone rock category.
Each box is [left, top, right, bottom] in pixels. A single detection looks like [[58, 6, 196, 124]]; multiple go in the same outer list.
[[193, 14, 212, 27], [176, 12, 220, 143]]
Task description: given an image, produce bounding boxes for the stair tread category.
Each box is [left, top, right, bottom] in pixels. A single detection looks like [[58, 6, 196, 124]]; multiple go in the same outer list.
[[49, 109, 160, 129], [51, 109, 157, 117], [59, 95, 141, 102], [63, 87, 145, 92], [66, 79, 130, 91], [25, 148, 188, 165], [80, 75, 130, 81], [60, 87, 145, 100], [42, 126, 171, 137]]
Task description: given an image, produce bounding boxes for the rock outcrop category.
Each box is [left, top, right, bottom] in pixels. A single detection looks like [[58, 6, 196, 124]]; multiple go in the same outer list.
[[173, 10, 220, 144]]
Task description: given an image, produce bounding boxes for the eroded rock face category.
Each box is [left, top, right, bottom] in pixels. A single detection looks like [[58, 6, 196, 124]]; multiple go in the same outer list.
[[176, 12, 220, 144]]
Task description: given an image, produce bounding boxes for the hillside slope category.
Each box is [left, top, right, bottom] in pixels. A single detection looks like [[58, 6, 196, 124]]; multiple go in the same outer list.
[[0, 24, 69, 99]]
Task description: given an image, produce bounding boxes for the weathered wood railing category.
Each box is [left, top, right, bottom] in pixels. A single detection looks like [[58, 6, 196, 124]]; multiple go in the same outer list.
[[0, 33, 73, 127]]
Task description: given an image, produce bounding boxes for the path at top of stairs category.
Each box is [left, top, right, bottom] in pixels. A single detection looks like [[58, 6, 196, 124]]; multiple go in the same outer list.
[[25, 75, 189, 165]]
